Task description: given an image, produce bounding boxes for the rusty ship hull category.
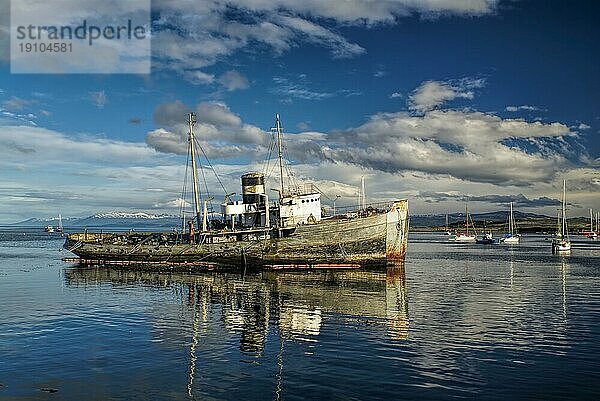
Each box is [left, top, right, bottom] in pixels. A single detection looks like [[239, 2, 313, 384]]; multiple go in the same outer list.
[[63, 200, 409, 269]]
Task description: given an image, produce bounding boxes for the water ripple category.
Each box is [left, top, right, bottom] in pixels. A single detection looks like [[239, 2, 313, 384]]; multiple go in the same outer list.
[[1, 232, 599, 400]]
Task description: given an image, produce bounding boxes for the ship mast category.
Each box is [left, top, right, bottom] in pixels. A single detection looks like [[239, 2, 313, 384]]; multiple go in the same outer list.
[[275, 114, 285, 199], [188, 113, 202, 230], [361, 175, 366, 211]]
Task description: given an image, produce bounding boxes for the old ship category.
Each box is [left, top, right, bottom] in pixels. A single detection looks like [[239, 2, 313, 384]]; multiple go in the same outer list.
[[64, 113, 409, 269]]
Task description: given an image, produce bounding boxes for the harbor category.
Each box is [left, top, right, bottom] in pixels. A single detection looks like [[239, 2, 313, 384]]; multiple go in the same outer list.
[[1, 0, 599, 399], [1, 229, 598, 400]]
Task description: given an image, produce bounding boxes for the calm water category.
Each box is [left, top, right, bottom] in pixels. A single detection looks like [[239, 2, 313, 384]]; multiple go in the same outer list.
[[1, 230, 599, 400]]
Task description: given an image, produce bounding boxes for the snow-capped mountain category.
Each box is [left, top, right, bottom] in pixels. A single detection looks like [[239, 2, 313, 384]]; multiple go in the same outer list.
[[11, 211, 180, 228], [91, 212, 176, 219]]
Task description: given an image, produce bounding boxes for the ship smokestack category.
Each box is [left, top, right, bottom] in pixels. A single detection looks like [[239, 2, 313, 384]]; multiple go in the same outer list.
[[241, 172, 266, 206]]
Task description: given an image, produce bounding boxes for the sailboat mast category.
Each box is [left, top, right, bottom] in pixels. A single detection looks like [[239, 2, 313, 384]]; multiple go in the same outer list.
[[465, 205, 469, 236], [188, 113, 202, 230], [591, 208, 594, 232], [562, 180, 567, 238], [510, 202, 517, 234], [509, 202, 513, 234], [276, 114, 285, 199]]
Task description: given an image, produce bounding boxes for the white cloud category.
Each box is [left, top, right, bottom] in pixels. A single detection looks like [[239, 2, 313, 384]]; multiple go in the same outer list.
[[196, 102, 242, 127], [214, 0, 498, 23], [277, 15, 365, 58], [272, 77, 335, 101], [308, 109, 574, 186], [184, 70, 215, 85], [145, 94, 578, 188], [145, 128, 186, 155], [89, 91, 108, 109], [0, 125, 156, 164], [218, 70, 250, 91], [146, 100, 270, 157], [296, 121, 310, 131], [506, 105, 540, 112], [390, 92, 403, 99], [1, 0, 500, 83], [577, 123, 591, 130], [2, 96, 33, 111], [153, 197, 190, 208], [148, 0, 498, 83], [153, 100, 191, 127], [408, 78, 485, 112]]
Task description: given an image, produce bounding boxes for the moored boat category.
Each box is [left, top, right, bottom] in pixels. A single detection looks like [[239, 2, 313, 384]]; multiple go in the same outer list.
[[583, 209, 598, 239], [452, 206, 476, 242], [444, 213, 452, 236], [499, 202, 520, 244], [476, 232, 495, 244], [552, 180, 571, 254], [57, 213, 64, 235], [64, 114, 410, 269]]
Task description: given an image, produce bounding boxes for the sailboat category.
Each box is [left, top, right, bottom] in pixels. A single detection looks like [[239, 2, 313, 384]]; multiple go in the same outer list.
[[452, 206, 476, 242], [500, 202, 520, 244], [552, 180, 571, 254], [57, 213, 64, 235], [444, 214, 452, 236], [585, 208, 598, 239]]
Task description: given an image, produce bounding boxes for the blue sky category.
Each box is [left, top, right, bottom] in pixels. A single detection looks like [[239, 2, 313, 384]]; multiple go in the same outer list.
[[0, 0, 599, 223]]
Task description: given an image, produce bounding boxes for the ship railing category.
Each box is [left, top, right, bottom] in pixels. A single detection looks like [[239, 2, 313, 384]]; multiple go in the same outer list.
[[282, 183, 318, 197], [68, 232, 114, 242], [67, 231, 149, 242], [325, 201, 398, 218]]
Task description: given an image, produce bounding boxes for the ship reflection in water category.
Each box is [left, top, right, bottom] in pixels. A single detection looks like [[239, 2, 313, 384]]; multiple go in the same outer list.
[[64, 266, 408, 396]]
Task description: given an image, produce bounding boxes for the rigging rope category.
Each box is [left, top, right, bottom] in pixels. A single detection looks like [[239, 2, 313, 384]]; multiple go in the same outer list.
[[262, 131, 276, 179], [194, 137, 228, 196], [179, 141, 192, 241]]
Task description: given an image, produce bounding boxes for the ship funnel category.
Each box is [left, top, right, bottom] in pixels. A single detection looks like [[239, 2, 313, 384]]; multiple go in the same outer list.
[[241, 172, 265, 205]]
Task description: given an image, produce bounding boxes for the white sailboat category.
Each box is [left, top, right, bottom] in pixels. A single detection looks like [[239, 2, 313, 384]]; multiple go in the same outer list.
[[452, 206, 476, 242], [57, 213, 65, 236], [552, 180, 571, 254], [444, 213, 452, 236], [500, 202, 520, 244], [585, 208, 598, 239]]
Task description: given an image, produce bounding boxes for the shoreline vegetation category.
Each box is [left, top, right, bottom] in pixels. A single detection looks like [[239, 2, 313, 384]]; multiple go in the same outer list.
[[414, 215, 594, 233]]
